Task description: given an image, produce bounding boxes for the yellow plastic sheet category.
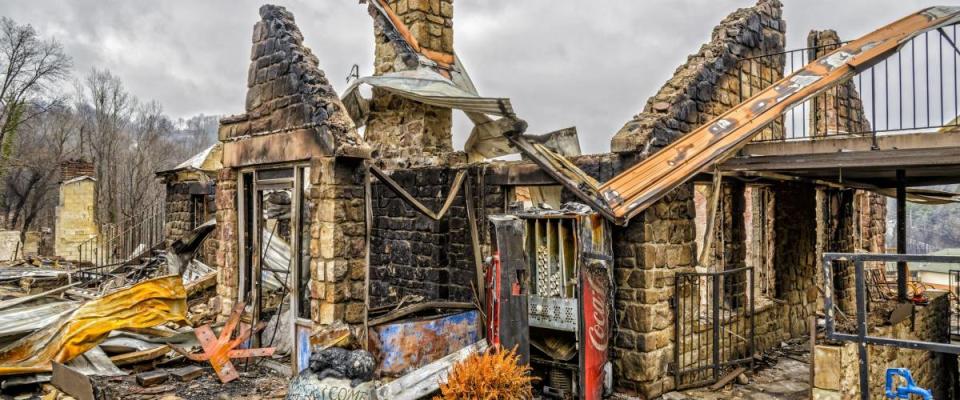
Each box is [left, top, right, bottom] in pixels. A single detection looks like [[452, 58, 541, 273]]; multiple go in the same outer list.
[[0, 275, 187, 375]]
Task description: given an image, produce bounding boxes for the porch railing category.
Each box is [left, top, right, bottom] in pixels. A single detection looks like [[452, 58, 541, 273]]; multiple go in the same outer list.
[[76, 201, 166, 271], [738, 23, 960, 143]]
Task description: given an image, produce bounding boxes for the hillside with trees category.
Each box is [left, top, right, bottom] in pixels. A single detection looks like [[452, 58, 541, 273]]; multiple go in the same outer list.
[[0, 17, 218, 240]]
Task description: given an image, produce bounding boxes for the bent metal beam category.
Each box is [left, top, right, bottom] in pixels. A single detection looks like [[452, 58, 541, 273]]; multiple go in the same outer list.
[[512, 7, 960, 225]]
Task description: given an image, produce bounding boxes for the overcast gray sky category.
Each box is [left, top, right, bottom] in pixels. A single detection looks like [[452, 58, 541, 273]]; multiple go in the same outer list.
[[1, 0, 941, 154]]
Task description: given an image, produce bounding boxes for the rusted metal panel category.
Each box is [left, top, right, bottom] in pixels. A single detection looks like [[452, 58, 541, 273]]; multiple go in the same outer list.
[[0, 276, 187, 376], [487, 215, 531, 365], [367, 310, 480, 378], [375, 340, 488, 400], [600, 7, 960, 222], [168, 302, 275, 383]]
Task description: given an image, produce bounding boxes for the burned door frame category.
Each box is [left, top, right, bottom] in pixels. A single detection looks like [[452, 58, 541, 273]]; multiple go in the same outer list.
[[236, 163, 313, 375]]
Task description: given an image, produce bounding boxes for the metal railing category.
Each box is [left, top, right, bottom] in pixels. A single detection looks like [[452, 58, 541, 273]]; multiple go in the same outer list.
[[77, 201, 166, 271], [738, 23, 960, 143], [822, 253, 960, 400], [673, 266, 755, 390], [951, 269, 960, 338]]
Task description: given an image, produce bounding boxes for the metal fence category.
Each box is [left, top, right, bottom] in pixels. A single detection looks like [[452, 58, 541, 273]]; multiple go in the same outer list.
[[673, 267, 755, 390], [76, 201, 166, 271], [822, 253, 960, 400], [951, 269, 960, 339], [738, 23, 960, 143]]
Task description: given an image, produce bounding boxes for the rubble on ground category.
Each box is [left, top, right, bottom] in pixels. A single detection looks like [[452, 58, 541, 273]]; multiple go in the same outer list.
[[0, 222, 280, 399]]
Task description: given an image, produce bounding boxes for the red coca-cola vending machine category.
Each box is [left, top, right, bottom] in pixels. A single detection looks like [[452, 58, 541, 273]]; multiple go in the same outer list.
[[487, 206, 613, 400]]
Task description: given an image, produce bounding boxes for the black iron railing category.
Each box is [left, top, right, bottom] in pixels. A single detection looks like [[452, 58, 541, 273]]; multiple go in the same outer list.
[[739, 23, 960, 143], [673, 266, 755, 390], [76, 201, 166, 272], [951, 269, 960, 338]]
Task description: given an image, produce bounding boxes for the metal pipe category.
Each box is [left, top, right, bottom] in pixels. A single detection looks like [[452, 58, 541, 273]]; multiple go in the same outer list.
[[896, 169, 908, 302], [855, 260, 869, 400]]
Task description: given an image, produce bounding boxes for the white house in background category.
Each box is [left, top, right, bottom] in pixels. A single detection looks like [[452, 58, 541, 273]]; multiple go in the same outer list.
[[903, 248, 960, 291]]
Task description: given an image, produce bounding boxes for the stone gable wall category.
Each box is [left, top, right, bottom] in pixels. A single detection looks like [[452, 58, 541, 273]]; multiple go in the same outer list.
[[611, 0, 785, 154], [218, 4, 361, 154]]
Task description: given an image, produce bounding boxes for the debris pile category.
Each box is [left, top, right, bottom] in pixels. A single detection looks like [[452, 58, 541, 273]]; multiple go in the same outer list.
[[0, 221, 285, 399]]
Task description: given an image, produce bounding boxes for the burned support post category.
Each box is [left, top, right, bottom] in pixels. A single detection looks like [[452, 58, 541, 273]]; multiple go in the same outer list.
[[487, 216, 530, 365], [896, 169, 907, 302]]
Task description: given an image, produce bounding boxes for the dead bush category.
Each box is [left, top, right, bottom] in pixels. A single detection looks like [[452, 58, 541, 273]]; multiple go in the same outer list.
[[434, 346, 536, 400]]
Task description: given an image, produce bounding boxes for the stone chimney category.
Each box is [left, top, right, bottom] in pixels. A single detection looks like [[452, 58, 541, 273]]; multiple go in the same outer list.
[[60, 158, 95, 181], [807, 30, 870, 135], [55, 159, 98, 261], [363, 0, 455, 167]]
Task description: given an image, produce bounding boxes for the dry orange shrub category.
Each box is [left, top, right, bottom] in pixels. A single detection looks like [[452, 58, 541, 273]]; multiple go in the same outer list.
[[434, 346, 536, 400]]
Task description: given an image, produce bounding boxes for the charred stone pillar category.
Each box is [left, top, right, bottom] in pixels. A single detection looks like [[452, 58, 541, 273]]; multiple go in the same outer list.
[[364, 0, 454, 167], [612, 184, 697, 398], [808, 30, 871, 135]]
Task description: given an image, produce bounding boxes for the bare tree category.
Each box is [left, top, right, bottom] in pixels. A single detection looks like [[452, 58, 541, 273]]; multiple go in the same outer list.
[[117, 100, 176, 221], [0, 17, 71, 164], [178, 114, 219, 151], [0, 103, 78, 237], [75, 68, 134, 226]]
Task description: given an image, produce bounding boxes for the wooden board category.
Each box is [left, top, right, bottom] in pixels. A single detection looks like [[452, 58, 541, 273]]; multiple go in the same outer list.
[[51, 362, 94, 400]]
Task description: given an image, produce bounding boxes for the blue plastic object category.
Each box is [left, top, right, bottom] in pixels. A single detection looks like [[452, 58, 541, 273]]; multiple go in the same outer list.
[[885, 368, 933, 400]]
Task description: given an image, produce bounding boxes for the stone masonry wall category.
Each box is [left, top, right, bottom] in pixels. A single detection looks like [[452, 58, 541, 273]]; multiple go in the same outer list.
[[612, 183, 698, 398], [308, 157, 368, 325], [214, 5, 369, 327], [214, 168, 239, 317], [163, 180, 218, 264], [219, 5, 361, 152], [369, 165, 502, 308], [611, 0, 785, 154], [808, 30, 871, 135], [54, 178, 98, 261], [772, 182, 819, 338], [164, 181, 193, 245], [364, 0, 454, 166], [814, 292, 955, 399]]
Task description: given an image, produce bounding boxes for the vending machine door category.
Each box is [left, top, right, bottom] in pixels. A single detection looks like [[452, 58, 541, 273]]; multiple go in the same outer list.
[[578, 214, 613, 400]]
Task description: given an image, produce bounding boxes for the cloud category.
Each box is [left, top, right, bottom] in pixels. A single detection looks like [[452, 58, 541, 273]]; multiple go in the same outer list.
[[1, 0, 935, 153]]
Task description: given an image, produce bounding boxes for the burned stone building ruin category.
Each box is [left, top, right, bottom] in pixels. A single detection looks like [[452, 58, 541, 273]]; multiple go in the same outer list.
[[144, 1, 960, 398]]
